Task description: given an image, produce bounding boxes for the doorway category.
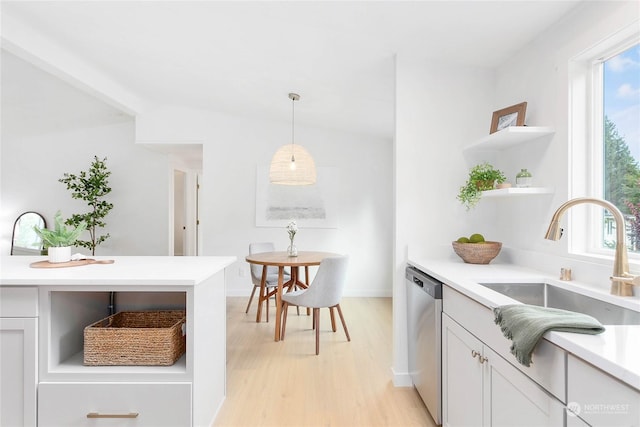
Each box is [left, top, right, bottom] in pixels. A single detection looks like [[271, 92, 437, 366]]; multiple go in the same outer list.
[[139, 143, 203, 256], [173, 170, 186, 256], [172, 168, 201, 256]]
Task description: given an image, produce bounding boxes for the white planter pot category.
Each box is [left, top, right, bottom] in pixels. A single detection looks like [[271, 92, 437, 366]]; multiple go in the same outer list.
[[48, 246, 71, 263]]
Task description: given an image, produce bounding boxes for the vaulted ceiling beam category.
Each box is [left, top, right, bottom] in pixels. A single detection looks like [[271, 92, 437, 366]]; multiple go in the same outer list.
[[1, 11, 147, 116]]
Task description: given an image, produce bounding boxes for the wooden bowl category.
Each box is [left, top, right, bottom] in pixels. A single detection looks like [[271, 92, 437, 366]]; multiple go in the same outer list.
[[452, 241, 502, 264]]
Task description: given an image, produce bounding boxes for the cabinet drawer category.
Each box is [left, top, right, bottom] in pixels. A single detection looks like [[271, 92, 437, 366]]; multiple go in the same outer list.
[[0, 287, 37, 317], [443, 285, 566, 401], [38, 382, 191, 426], [568, 354, 639, 427]]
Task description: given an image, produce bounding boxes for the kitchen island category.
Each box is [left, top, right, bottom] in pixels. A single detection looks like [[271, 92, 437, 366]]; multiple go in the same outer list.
[[0, 255, 235, 427], [408, 254, 640, 427]]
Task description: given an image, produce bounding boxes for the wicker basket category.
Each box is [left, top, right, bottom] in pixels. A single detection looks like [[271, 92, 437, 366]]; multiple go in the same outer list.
[[452, 241, 502, 264], [84, 310, 186, 366]]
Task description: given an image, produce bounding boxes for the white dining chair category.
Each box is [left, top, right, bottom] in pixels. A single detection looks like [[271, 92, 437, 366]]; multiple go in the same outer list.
[[280, 255, 350, 355], [247, 242, 291, 322]]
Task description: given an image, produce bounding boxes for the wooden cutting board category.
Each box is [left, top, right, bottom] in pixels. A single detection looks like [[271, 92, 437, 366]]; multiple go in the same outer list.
[[30, 259, 115, 268]]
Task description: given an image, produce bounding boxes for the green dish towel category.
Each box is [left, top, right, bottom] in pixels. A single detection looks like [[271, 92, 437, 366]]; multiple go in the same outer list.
[[493, 304, 605, 367]]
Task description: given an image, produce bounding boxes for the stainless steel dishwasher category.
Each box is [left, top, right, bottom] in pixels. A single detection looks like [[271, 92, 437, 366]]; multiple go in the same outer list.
[[406, 265, 442, 425]]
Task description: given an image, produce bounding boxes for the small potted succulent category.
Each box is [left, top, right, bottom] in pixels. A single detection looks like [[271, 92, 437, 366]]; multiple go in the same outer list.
[[457, 162, 506, 210], [34, 211, 87, 263]]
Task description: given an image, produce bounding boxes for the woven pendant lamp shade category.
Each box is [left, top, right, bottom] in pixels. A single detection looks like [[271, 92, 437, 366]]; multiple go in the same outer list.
[[269, 92, 317, 185], [269, 143, 317, 185]]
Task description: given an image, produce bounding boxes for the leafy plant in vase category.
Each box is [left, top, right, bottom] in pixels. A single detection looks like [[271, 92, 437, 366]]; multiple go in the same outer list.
[[457, 162, 506, 210], [59, 156, 113, 255], [34, 211, 87, 263]]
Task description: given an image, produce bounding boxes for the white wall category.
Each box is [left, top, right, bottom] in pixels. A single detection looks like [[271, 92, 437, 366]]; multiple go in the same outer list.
[[0, 52, 170, 256], [136, 105, 394, 297], [0, 120, 170, 256], [491, 0, 640, 281], [394, 56, 495, 384]]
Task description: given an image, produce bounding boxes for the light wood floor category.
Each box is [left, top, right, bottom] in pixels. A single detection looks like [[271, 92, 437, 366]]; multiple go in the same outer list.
[[213, 297, 436, 427]]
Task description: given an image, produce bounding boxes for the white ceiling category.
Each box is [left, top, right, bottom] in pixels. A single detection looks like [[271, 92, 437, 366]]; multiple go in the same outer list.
[[1, 1, 583, 140]]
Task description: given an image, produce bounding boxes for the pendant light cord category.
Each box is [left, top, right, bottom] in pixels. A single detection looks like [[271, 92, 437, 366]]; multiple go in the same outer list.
[[291, 96, 296, 162]]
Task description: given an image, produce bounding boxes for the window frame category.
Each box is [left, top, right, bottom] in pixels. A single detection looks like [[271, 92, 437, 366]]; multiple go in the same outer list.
[[569, 24, 640, 264]]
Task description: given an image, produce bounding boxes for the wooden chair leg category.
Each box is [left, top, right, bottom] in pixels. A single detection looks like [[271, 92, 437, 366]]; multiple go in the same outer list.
[[245, 285, 257, 313], [266, 292, 269, 322], [305, 267, 311, 316], [329, 307, 337, 332], [314, 307, 320, 355], [336, 304, 350, 342], [281, 302, 289, 340]]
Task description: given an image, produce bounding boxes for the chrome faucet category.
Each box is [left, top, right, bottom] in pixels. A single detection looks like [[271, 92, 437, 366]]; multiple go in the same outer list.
[[545, 197, 638, 297]]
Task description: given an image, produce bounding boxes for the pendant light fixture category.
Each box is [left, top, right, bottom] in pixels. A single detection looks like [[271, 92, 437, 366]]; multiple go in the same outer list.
[[269, 93, 317, 185]]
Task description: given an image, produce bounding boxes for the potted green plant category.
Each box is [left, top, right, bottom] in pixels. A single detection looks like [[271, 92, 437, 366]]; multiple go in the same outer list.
[[59, 156, 113, 255], [34, 211, 87, 263], [457, 162, 506, 210]]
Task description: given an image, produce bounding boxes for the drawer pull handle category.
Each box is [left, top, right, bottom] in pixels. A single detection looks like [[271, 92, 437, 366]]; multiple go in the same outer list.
[[87, 412, 139, 419], [471, 350, 488, 363]]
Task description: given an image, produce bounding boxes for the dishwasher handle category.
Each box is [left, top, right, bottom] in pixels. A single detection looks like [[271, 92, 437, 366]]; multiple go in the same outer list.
[[406, 266, 442, 299]]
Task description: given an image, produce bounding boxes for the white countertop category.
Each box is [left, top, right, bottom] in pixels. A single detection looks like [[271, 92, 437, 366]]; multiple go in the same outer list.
[[0, 255, 237, 286], [408, 256, 640, 391]]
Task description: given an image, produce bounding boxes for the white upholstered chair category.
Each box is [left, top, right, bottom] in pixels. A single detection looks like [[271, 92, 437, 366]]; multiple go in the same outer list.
[[280, 256, 350, 355], [247, 242, 291, 322]]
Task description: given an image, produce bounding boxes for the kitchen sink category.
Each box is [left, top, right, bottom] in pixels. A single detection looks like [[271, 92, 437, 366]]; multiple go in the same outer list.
[[479, 282, 640, 325]]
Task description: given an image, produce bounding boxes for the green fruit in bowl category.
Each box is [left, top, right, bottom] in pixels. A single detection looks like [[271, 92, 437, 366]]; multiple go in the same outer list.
[[456, 237, 470, 243], [469, 233, 485, 243]]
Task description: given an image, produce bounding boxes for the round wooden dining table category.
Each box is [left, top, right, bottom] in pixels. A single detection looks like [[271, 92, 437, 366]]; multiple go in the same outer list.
[[245, 251, 341, 341]]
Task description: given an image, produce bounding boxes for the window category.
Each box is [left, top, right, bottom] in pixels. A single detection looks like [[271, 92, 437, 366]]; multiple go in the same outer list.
[[601, 44, 640, 253], [570, 27, 639, 261]]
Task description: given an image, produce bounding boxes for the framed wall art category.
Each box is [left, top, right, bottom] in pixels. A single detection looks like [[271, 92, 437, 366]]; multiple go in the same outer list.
[[255, 164, 339, 229], [489, 102, 527, 134]]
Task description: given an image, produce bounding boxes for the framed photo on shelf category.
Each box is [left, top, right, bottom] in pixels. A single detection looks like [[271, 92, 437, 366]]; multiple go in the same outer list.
[[490, 102, 527, 134]]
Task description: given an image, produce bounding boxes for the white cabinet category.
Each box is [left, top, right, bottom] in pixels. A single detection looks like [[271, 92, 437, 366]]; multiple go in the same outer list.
[[36, 275, 226, 427], [486, 343, 564, 427], [567, 354, 640, 427], [442, 313, 484, 426], [38, 382, 191, 427], [442, 314, 564, 427], [443, 285, 566, 401], [0, 256, 233, 427], [0, 318, 37, 427], [0, 287, 38, 427]]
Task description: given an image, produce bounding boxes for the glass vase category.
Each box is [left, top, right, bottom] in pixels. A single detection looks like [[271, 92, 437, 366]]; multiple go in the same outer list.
[[516, 168, 532, 188], [287, 241, 298, 257]]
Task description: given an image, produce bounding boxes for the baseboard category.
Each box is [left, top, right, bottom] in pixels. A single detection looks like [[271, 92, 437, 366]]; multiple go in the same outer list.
[[226, 289, 392, 297], [391, 366, 413, 387]]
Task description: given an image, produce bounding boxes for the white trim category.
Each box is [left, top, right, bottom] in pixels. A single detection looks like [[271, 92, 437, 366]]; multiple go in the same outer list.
[[391, 367, 413, 387], [225, 290, 393, 298], [569, 23, 640, 262]]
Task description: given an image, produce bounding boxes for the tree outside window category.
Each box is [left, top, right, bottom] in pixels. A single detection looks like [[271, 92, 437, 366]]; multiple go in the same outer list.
[[602, 43, 640, 252]]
